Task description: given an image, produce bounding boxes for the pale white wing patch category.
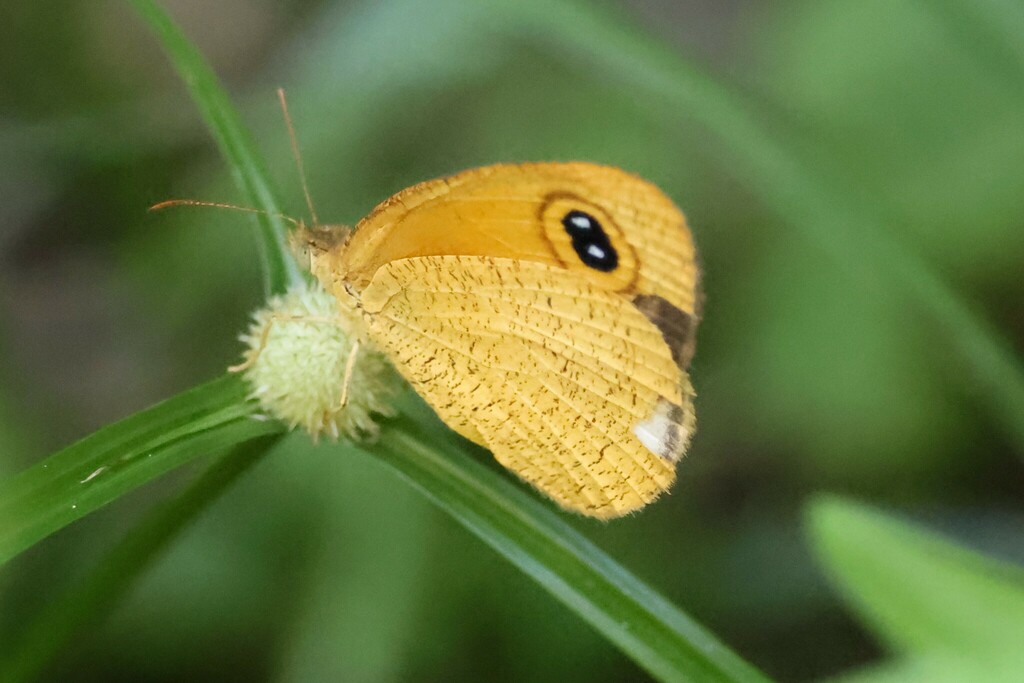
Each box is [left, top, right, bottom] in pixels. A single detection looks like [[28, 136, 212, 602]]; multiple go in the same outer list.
[[633, 380, 696, 463]]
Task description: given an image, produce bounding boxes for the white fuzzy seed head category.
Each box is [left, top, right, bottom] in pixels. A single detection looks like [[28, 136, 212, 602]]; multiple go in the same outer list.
[[237, 284, 399, 441]]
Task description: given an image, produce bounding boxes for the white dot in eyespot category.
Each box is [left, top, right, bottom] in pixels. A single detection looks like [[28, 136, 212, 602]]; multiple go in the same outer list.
[[570, 214, 592, 229], [586, 244, 606, 260]]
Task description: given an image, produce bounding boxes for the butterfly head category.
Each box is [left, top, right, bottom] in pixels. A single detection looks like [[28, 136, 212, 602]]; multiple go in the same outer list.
[[290, 223, 352, 277]]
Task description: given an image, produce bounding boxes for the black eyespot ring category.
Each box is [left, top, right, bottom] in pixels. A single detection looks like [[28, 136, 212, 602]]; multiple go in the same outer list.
[[561, 210, 618, 272]]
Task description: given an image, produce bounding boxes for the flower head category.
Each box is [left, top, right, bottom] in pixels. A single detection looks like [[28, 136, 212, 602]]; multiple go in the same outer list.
[[237, 284, 399, 441]]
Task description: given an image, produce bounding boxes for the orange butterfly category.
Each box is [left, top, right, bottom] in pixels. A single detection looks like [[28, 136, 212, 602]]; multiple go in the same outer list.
[[301, 161, 700, 518]]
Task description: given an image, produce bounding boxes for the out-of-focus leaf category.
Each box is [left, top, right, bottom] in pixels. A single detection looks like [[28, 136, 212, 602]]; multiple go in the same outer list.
[[273, 442, 433, 683], [912, 0, 1024, 92], [808, 495, 1024, 662], [750, 0, 1024, 282], [831, 653, 1024, 683], [127, 0, 304, 296], [0, 435, 281, 682], [736, 236, 969, 481]]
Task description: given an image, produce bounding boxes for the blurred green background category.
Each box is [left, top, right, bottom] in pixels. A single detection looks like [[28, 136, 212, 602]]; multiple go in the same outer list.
[[1, 0, 1023, 680]]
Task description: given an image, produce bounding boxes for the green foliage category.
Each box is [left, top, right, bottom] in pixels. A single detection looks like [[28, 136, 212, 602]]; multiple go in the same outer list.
[[0, 437, 282, 682], [373, 424, 770, 683], [125, 0, 304, 297], [809, 496, 1024, 680], [0, 376, 277, 566]]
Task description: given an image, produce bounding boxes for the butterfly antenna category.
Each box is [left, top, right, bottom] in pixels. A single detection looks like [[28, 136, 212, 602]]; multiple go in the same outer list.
[[149, 199, 302, 230], [277, 88, 320, 228]]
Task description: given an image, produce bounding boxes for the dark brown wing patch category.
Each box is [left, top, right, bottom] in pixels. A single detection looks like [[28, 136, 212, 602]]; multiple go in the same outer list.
[[632, 293, 698, 369]]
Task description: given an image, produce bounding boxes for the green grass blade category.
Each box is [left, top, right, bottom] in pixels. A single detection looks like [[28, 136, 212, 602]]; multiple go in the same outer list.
[[0, 435, 282, 683], [493, 0, 1024, 454], [807, 495, 1024, 659], [127, 0, 305, 296], [0, 375, 281, 566], [0, 395, 771, 682], [372, 422, 771, 683], [0, 389, 771, 683]]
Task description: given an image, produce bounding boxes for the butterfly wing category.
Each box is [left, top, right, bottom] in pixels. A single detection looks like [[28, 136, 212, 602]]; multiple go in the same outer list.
[[305, 162, 700, 517], [357, 255, 695, 518]]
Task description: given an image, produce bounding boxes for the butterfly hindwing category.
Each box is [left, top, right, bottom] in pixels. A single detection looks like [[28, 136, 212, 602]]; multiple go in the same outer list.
[[358, 255, 693, 518]]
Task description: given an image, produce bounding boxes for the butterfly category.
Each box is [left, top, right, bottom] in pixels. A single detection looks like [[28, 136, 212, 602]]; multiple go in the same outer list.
[[300, 162, 700, 519]]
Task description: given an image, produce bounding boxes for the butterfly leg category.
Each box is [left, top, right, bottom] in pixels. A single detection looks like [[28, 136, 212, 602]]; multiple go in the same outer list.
[[337, 340, 361, 408], [228, 313, 338, 372]]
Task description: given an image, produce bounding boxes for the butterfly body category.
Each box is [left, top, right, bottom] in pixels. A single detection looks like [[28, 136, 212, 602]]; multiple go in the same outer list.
[[304, 162, 699, 518]]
